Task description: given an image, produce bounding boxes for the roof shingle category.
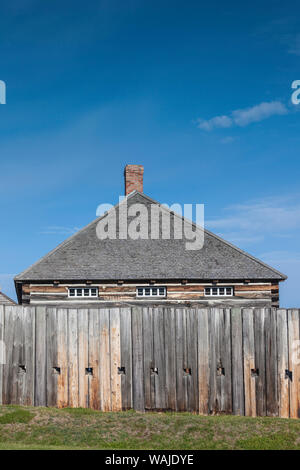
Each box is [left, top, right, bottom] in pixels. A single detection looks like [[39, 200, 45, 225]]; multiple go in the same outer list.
[[15, 192, 286, 282]]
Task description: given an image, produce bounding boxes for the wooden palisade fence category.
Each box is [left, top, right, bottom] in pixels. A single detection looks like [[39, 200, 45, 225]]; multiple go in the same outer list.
[[0, 305, 299, 418]]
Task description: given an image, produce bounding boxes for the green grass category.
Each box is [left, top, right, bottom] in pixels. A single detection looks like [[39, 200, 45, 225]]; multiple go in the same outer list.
[[0, 405, 300, 450]]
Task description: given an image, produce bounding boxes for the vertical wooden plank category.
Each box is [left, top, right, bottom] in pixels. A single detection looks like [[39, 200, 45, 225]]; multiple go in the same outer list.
[[231, 307, 244, 415], [22, 306, 35, 405], [78, 309, 89, 408], [35, 306, 47, 406], [175, 308, 185, 411], [90, 308, 101, 410], [288, 309, 300, 419], [186, 308, 198, 412], [131, 306, 144, 411], [182, 308, 189, 411], [57, 308, 68, 408], [99, 308, 110, 411], [165, 307, 176, 411], [198, 308, 209, 415], [153, 307, 166, 410], [110, 308, 122, 411], [120, 307, 132, 410], [243, 308, 256, 417], [2, 306, 16, 404], [221, 308, 232, 414], [13, 306, 23, 405], [0, 305, 4, 405], [277, 309, 289, 418], [143, 307, 154, 410], [209, 308, 220, 414], [265, 308, 278, 416], [68, 309, 79, 407], [46, 307, 58, 407], [254, 308, 266, 416]]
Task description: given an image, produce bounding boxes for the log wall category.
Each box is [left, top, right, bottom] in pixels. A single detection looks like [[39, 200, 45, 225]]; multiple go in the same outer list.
[[20, 281, 279, 307], [0, 305, 299, 417]]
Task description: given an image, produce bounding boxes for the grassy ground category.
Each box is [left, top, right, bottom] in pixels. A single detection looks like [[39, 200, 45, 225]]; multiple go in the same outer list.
[[0, 405, 299, 450]]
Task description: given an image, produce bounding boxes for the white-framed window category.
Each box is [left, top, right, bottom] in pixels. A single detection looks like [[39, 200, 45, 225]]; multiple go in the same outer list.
[[204, 286, 234, 297], [68, 287, 98, 298], [136, 286, 166, 297]]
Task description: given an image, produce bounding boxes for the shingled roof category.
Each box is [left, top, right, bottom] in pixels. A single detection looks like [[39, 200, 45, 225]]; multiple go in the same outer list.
[[0, 291, 16, 305], [14, 191, 286, 283]]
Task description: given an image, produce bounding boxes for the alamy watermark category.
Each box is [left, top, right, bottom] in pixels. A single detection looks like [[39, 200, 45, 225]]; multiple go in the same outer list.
[[96, 197, 204, 250], [0, 80, 6, 104], [291, 80, 300, 105]]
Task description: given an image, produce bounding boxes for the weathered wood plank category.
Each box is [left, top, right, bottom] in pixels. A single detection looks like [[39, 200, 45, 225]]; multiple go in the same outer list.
[[90, 308, 101, 410], [78, 309, 89, 408], [22, 306, 35, 405], [35, 306, 47, 406], [57, 308, 68, 408], [198, 308, 209, 415], [153, 307, 166, 410], [110, 308, 122, 411], [186, 308, 198, 412], [143, 307, 154, 410], [243, 308, 256, 417], [165, 307, 176, 411], [120, 307, 132, 410], [221, 308, 232, 413], [99, 308, 111, 411], [13, 306, 24, 405], [68, 309, 79, 407], [2, 306, 16, 404], [46, 308, 58, 407], [175, 308, 185, 412], [209, 308, 220, 414], [254, 308, 266, 416], [231, 307, 244, 415], [288, 309, 300, 419], [277, 309, 289, 418], [265, 308, 278, 416], [131, 306, 144, 412]]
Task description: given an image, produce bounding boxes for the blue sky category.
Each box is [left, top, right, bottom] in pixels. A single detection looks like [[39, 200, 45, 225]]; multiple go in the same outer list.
[[0, 0, 300, 306]]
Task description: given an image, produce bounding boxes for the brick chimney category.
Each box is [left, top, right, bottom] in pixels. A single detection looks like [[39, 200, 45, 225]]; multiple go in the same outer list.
[[124, 164, 144, 195]]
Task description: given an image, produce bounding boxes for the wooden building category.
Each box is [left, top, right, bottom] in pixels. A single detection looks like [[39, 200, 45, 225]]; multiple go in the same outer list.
[[0, 291, 16, 305], [15, 165, 286, 307]]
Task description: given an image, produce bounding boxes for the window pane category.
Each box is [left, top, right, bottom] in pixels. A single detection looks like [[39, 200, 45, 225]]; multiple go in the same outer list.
[[159, 288, 165, 296], [152, 288, 158, 295], [84, 289, 90, 296], [77, 289, 82, 297], [205, 288, 211, 295], [212, 288, 218, 295], [145, 288, 151, 296], [69, 288, 75, 297], [226, 288, 232, 295], [91, 288, 97, 296], [219, 288, 225, 295], [137, 288, 143, 296]]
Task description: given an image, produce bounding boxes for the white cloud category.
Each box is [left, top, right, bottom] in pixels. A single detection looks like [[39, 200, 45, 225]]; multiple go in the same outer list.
[[232, 101, 287, 126], [39, 226, 80, 235], [206, 195, 300, 242], [197, 101, 287, 131], [197, 115, 232, 131]]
